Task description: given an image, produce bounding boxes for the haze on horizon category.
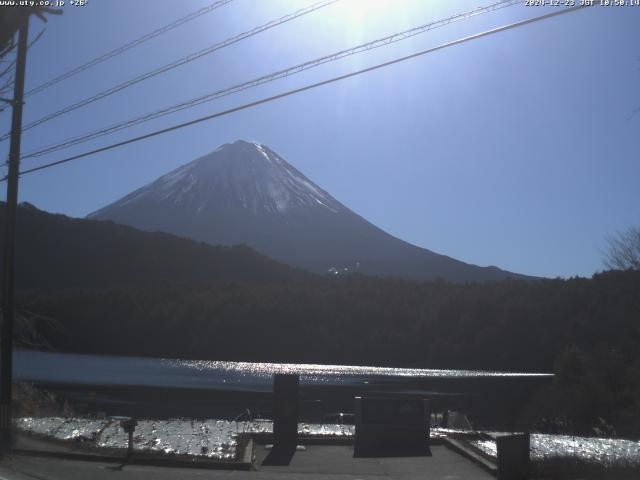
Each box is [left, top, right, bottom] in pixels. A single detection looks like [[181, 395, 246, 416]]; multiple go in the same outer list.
[[0, 0, 638, 279]]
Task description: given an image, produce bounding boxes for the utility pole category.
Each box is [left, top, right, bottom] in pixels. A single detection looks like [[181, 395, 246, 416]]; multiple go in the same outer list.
[[0, 14, 29, 454]]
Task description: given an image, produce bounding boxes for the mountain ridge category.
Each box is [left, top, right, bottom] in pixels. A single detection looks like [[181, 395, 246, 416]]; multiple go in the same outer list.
[[89, 140, 530, 282], [1, 201, 305, 290]]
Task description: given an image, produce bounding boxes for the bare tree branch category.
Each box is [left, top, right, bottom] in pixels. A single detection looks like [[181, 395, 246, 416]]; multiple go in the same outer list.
[[604, 226, 640, 271], [0, 308, 64, 349]]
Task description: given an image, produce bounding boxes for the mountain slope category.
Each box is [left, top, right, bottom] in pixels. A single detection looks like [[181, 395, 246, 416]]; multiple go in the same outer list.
[[89, 140, 527, 282], [0, 202, 304, 290]]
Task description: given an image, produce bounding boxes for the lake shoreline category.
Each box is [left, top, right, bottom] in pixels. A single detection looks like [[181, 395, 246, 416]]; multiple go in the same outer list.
[[14, 349, 552, 428]]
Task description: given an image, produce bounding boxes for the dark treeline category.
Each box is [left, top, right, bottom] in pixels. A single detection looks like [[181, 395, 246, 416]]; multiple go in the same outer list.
[[17, 270, 640, 436]]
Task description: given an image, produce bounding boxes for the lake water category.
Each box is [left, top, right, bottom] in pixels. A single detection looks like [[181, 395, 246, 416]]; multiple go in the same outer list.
[[14, 349, 552, 392]]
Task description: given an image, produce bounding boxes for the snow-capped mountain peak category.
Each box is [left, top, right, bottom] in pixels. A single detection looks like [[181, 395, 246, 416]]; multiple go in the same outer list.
[[89, 140, 526, 282], [95, 140, 342, 217]]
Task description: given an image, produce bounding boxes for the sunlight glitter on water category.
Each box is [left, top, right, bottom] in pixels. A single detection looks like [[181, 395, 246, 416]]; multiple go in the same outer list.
[[14, 350, 552, 390], [169, 358, 553, 379]]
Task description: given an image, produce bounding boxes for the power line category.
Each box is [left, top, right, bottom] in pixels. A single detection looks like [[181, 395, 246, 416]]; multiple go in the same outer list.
[[21, 0, 520, 161], [0, 58, 17, 82], [0, 29, 44, 113], [0, 72, 14, 94], [0, 30, 45, 86], [23, 0, 234, 98], [7, 4, 591, 181], [0, 0, 339, 142], [0, 41, 16, 60]]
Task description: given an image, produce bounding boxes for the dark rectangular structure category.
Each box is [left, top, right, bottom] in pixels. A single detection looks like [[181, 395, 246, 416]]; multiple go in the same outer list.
[[272, 373, 299, 450], [354, 396, 430, 457], [497, 433, 530, 480]]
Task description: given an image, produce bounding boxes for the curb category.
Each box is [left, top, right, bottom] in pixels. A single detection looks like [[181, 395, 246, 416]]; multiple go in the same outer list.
[[442, 437, 497, 476], [12, 438, 254, 471]]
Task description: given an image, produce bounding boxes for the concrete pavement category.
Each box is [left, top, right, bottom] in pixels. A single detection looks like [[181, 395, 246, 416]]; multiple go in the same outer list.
[[0, 445, 494, 479]]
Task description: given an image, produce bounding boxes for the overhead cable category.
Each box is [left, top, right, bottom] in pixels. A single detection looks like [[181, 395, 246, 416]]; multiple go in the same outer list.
[[8, 4, 591, 181], [1, 0, 339, 141], [24, 0, 235, 97], [21, 0, 520, 160]]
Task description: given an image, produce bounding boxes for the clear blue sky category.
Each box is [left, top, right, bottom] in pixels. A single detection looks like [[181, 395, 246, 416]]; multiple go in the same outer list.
[[1, 0, 638, 278]]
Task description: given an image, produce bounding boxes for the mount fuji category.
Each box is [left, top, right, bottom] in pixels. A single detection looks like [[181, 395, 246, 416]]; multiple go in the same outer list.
[[88, 140, 525, 282]]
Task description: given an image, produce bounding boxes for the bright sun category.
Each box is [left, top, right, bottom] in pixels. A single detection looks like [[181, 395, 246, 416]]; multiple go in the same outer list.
[[332, 0, 396, 22], [325, 0, 400, 42], [280, 0, 420, 45]]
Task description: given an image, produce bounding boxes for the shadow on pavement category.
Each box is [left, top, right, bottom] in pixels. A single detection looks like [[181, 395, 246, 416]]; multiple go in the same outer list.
[[261, 445, 297, 466]]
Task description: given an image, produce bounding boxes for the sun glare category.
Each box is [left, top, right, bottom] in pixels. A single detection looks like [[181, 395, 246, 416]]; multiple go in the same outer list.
[[333, 0, 396, 23], [338, 0, 395, 15], [328, 0, 399, 41]]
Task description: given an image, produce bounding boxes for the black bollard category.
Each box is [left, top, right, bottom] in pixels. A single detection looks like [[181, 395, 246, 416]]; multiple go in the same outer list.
[[120, 418, 137, 461]]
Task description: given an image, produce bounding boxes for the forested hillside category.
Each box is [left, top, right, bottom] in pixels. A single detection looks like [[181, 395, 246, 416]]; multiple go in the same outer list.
[[0, 202, 306, 289], [17, 271, 640, 435]]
